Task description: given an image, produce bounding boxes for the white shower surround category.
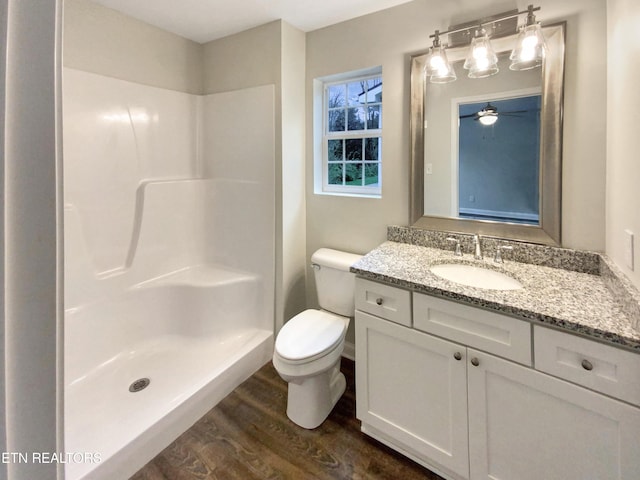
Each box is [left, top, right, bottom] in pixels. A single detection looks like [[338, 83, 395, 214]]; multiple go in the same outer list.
[[63, 69, 275, 480]]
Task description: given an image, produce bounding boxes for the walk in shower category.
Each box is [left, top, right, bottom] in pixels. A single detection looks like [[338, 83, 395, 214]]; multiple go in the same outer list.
[[63, 68, 275, 479]]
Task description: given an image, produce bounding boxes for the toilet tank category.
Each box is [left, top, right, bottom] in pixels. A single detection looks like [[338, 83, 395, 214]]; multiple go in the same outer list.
[[311, 248, 363, 317]]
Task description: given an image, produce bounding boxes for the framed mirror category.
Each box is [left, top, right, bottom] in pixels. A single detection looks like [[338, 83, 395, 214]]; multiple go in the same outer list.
[[410, 23, 565, 245]]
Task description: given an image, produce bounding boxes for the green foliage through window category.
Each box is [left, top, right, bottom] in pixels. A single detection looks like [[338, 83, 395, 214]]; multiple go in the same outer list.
[[324, 74, 382, 192]]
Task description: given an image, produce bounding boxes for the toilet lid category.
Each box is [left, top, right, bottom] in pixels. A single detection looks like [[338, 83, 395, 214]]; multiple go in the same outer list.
[[276, 310, 347, 361]]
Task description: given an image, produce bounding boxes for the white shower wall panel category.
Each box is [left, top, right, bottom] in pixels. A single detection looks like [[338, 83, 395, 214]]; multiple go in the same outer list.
[[63, 68, 201, 275], [201, 85, 275, 282]]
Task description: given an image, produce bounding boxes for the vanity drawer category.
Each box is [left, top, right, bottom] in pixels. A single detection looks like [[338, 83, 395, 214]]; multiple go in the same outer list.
[[355, 278, 412, 327], [413, 293, 532, 365], [534, 326, 640, 406]]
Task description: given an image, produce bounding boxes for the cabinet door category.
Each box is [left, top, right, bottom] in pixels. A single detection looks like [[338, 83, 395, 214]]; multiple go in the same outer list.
[[467, 349, 640, 480], [356, 311, 469, 479]]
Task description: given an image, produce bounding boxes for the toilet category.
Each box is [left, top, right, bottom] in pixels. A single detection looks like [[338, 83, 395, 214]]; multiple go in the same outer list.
[[273, 248, 362, 429]]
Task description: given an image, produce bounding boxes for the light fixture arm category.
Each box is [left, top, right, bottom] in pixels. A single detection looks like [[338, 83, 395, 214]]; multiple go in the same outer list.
[[432, 30, 441, 47], [524, 5, 537, 27], [428, 5, 541, 41]]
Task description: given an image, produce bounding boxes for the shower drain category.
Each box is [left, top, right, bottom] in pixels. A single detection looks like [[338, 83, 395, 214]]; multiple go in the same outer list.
[[129, 378, 150, 393]]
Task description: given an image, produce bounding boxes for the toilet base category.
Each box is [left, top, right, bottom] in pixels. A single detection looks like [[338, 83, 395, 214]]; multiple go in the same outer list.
[[286, 362, 346, 429]]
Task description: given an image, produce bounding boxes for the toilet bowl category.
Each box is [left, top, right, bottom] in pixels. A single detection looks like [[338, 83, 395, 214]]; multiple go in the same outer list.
[[273, 310, 349, 429], [273, 248, 362, 429]]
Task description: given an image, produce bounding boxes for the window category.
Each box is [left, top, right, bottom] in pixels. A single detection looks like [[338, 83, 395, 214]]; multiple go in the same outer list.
[[320, 72, 382, 196]]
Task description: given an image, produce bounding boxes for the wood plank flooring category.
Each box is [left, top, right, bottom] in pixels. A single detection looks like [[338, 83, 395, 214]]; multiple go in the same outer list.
[[131, 358, 444, 480]]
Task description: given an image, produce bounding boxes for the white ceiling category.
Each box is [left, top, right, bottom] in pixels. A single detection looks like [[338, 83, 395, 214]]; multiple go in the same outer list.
[[91, 0, 417, 44]]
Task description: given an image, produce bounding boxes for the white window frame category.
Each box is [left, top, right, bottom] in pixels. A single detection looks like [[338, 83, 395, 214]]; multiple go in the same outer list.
[[315, 69, 382, 197]]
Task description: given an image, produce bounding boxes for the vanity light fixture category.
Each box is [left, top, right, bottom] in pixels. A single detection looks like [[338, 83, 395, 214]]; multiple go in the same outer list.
[[425, 4, 545, 84]]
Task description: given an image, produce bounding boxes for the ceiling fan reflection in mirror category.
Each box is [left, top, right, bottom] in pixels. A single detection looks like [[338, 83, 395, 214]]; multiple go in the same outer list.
[[460, 102, 527, 125]]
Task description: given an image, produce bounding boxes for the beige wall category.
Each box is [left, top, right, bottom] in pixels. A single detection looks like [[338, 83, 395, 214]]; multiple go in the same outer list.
[[202, 20, 281, 94], [63, 0, 203, 94], [280, 23, 308, 326], [606, 0, 640, 288]]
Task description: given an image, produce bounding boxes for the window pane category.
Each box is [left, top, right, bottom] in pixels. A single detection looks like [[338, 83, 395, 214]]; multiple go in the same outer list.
[[347, 107, 366, 131], [328, 109, 345, 132], [365, 163, 379, 185], [366, 77, 382, 102], [367, 105, 381, 129], [365, 137, 380, 160], [328, 139, 343, 161], [328, 85, 345, 108], [347, 81, 364, 107], [345, 163, 363, 185], [345, 139, 362, 160], [321, 73, 382, 194], [328, 164, 343, 185]]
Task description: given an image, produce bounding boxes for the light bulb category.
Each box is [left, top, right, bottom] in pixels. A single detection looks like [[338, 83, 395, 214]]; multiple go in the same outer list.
[[475, 57, 489, 70], [473, 45, 488, 59], [430, 54, 445, 70], [522, 34, 539, 49]]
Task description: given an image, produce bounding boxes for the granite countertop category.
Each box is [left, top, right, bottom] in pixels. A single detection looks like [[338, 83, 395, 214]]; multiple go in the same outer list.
[[351, 241, 640, 352]]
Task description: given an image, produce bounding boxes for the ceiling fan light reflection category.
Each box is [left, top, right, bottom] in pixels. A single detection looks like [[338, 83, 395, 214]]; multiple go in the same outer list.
[[478, 114, 498, 126]]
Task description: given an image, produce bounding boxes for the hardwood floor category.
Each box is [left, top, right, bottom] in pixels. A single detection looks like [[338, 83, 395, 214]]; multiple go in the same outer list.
[[131, 358, 444, 480]]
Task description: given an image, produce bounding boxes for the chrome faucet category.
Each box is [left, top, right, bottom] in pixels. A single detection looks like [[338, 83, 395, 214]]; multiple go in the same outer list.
[[446, 237, 463, 256], [473, 234, 483, 260], [494, 245, 514, 263]]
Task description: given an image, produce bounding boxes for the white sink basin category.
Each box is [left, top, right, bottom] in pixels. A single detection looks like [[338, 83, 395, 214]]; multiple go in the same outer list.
[[430, 264, 523, 290]]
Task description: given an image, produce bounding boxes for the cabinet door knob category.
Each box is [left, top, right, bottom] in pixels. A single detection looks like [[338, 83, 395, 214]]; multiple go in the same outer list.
[[375, 297, 383, 306], [470, 357, 480, 367], [453, 352, 462, 361], [581, 359, 594, 371]]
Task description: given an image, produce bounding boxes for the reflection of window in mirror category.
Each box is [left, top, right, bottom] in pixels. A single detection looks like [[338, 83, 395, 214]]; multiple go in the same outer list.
[[456, 94, 541, 225]]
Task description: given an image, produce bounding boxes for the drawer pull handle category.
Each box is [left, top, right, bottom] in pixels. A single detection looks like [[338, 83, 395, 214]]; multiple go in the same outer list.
[[581, 359, 594, 371], [375, 298, 383, 306], [453, 352, 462, 361], [471, 357, 480, 367]]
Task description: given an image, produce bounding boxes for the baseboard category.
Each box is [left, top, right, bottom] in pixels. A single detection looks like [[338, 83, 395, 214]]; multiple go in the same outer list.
[[342, 341, 355, 361]]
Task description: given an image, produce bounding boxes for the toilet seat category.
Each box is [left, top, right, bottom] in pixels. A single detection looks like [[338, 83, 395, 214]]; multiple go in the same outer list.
[[275, 309, 347, 364]]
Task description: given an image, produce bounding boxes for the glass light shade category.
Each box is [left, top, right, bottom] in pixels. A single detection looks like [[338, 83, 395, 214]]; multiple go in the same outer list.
[[464, 33, 499, 78], [467, 63, 499, 78], [430, 67, 457, 84], [478, 114, 498, 126], [425, 45, 449, 75], [510, 23, 546, 71], [425, 45, 456, 83]]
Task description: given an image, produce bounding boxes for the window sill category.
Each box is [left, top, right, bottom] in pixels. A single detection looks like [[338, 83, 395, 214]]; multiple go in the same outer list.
[[314, 190, 381, 199]]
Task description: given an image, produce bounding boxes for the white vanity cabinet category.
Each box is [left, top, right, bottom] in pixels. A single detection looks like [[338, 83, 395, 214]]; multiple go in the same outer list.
[[355, 311, 470, 479], [355, 278, 640, 480], [467, 348, 640, 480]]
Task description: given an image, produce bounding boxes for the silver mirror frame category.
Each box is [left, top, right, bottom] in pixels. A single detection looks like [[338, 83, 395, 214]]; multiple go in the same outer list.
[[410, 23, 565, 245]]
